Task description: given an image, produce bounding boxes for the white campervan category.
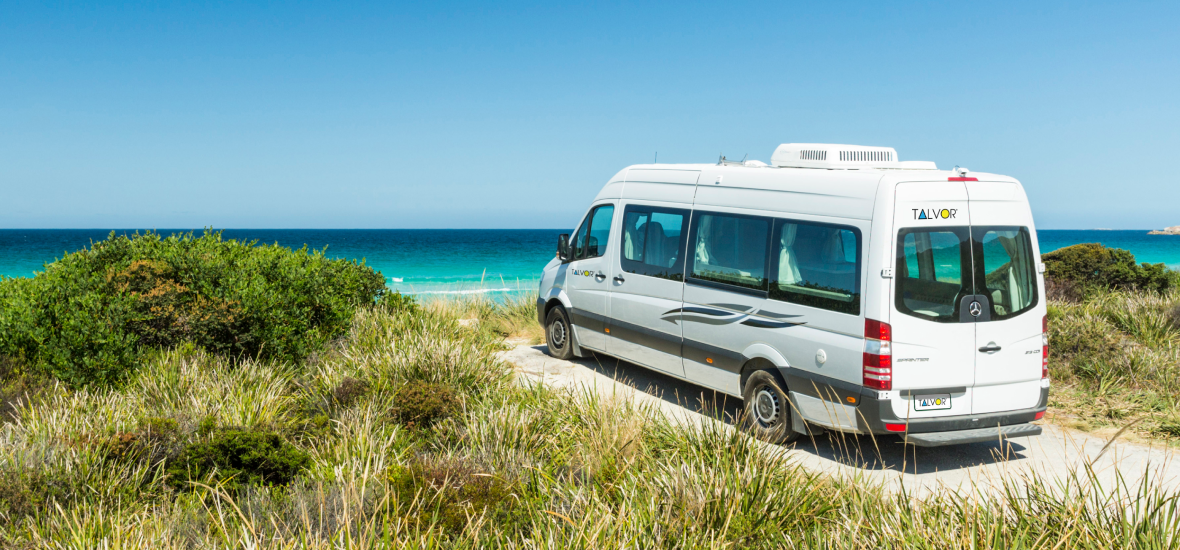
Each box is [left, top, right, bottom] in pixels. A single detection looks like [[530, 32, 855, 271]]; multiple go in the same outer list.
[[536, 144, 1049, 446]]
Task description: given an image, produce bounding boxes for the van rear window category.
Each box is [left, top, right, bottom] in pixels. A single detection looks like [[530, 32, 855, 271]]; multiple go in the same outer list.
[[896, 228, 973, 323], [895, 226, 1039, 322], [975, 226, 1038, 319]]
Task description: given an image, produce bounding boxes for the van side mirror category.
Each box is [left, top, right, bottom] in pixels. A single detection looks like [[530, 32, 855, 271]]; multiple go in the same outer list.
[[557, 234, 571, 261]]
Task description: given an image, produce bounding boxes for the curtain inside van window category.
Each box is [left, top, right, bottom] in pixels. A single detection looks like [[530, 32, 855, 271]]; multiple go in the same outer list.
[[769, 221, 861, 315], [689, 213, 769, 291], [974, 226, 1037, 319]]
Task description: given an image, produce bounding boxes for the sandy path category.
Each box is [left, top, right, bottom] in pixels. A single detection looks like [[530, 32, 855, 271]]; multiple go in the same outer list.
[[501, 344, 1180, 498]]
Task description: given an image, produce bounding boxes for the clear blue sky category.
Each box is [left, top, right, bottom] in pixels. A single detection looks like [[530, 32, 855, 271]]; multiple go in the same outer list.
[[2, 1, 1177, 229]]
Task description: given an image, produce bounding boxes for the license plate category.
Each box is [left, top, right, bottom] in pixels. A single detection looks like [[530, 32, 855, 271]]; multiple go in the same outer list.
[[913, 394, 952, 411]]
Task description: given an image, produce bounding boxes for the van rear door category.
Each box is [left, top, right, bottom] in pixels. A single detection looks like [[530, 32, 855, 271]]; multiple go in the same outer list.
[[890, 182, 976, 419], [966, 181, 1043, 414]]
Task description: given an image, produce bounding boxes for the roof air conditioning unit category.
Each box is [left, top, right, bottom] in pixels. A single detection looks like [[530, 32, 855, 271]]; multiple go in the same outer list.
[[771, 143, 936, 170]]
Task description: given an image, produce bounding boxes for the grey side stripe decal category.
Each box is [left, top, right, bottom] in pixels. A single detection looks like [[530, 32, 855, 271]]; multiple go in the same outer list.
[[740, 317, 805, 329], [661, 304, 806, 329]]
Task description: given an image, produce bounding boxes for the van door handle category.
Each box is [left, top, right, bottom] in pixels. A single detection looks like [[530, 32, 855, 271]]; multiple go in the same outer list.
[[614, 275, 625, 283], [978, 343, 1002, 353], [595, 272, 606, 281]]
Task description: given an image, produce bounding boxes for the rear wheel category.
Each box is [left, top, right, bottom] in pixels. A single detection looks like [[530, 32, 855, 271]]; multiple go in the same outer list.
[[545, 307, 575, 360], [742, 370, 800, 444]]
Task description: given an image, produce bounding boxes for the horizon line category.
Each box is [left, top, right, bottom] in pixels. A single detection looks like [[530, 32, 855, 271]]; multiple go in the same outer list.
[[0, 227, 1165, 232]]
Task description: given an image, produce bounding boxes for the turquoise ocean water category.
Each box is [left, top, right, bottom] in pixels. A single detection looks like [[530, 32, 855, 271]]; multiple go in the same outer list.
[[0, 229, 1177, 296]]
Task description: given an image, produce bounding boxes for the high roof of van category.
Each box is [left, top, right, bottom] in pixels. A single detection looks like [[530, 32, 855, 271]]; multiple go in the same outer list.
[[593, 161, 1022, 223], [600, 162, 1018, 196]]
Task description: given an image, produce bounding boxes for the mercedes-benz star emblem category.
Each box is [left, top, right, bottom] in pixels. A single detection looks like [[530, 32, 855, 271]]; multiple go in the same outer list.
[[968, 301, 983, 317]]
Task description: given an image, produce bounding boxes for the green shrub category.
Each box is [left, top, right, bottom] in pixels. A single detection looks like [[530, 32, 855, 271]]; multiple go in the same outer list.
[[0, 467, 73, 520], [1041, 243, 1173, 299], [0, 354, 53, 424], [388, 455, 526, 534], [0, 230, 387, 388], [377, 291, 419, 314], [393, 380, 458, 429], [167, 428, 310, 492], [332, 376, 371, 407]]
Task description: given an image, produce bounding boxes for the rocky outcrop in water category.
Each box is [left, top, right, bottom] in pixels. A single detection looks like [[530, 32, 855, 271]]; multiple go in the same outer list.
[[1148, 226, 1180, 235]]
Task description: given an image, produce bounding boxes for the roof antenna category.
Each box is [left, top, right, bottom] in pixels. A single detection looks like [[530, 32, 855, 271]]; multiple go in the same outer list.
[[654, 152, 658, 164], [741, 153, 748, 163]]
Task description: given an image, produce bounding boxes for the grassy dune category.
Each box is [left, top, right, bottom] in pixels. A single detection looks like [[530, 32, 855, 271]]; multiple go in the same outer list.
[[1047, 288, 1180, 443], [1, 300, 1179, 548]]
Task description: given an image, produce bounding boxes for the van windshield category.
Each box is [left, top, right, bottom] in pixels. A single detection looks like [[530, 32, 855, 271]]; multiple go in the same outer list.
[[896, 226, 1038, 323]]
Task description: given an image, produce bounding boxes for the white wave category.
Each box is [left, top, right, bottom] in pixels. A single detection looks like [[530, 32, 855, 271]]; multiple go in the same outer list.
[[390, 277, 403, 282], [406, 287, 518, 296]]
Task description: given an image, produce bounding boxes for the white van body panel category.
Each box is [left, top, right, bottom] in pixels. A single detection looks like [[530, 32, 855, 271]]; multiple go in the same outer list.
[[543, 155, 1049, 440], [741, 343, 789, 369], [966, 180, 1045, 414]]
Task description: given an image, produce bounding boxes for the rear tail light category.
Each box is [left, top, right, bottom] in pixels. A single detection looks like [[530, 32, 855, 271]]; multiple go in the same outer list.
[[885, 423, 907, 432], [863, 319, 892, 390], [1042, 315, 1049, 379], [1034, 411, 1045, 420]]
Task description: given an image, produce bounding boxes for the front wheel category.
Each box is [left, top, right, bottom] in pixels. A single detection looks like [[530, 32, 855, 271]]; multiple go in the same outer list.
[[742, 370, 800, 444], [545, 307, 575, 360]]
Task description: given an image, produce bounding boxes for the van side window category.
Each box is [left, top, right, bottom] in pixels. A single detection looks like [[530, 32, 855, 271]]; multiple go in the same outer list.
[[688, 212, 770, 291], [974, 226, 1038, 319], [896, 227, 972, 322], [621, 206, 689, 281], [769, 220, 862, 315], [576, 204, 614, 259]]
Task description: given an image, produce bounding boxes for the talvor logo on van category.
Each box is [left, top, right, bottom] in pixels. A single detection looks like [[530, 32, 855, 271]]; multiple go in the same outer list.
[[913, 208, 958, 220]]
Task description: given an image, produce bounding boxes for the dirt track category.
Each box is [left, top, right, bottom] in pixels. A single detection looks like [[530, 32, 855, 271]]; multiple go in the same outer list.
[[501, 344, 1180, 498]]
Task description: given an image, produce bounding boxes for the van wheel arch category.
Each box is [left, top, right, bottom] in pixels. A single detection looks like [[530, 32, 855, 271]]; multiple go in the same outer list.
[[543, 300, 586, 359], [543, 298, 565, 323], [740, 358, 787, 393]]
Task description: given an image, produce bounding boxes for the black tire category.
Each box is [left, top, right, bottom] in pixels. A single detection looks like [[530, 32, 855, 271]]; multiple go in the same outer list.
[[742, 370, 801, 444], [545, 307, 575, 360]]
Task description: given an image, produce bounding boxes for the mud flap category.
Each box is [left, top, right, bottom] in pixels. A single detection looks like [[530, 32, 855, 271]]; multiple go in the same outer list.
[[789, 394, 827, 436]]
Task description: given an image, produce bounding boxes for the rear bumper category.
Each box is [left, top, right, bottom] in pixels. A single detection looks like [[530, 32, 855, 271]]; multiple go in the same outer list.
[[781, 367, 1049, 441], [903, 423, 1043, 447], [856, 385, 1049, 437]]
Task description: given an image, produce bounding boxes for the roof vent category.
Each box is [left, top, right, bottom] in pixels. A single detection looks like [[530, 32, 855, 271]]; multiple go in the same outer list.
[[772, 143, 904, 169]]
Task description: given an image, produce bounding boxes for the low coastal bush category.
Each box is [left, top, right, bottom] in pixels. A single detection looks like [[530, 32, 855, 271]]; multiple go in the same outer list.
[[0, 230, 387, 388], [389, 455, 527, 534], [393, 380, 459, 429], [1046, 284, 1180, 439], [166, 428, 311, 492], [1042, 243, 1173, 299]]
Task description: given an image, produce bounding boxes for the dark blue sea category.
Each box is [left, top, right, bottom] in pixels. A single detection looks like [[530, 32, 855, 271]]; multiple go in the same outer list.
[[0, 229, 1176, 296]]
